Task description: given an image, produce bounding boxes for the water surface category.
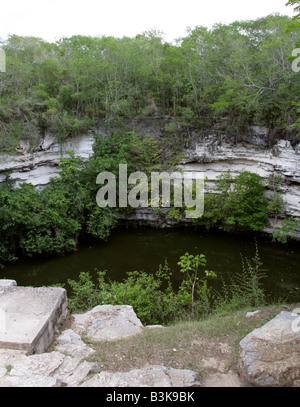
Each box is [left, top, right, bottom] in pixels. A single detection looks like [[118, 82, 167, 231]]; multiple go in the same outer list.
[[2, 227, 300, 303]]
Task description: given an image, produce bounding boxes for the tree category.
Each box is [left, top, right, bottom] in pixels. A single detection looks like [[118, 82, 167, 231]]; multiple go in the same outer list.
[[211, 15, 300, 131], [222, 171, 269, 231], [1, 16, 300, 150], [286, 1, 300, 131], [286, 1, 300, 17], [193, 171, 270, 232], [273, 217, 300, 243]]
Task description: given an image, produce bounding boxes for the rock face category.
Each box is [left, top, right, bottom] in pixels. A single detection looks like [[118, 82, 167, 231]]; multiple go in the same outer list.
[[71, 305, 144, 341], [0, 302, 149, 387], [118, 137, 300, 234], [0, 342, 201, 387], [1, 131, 299, 222], [81, 365, 201, 387], [238, 311, 300, 387], [181, 137, 300, 219], [0, 330, 96, 387], [54, 329, 95, 360], [0, 133, 94, 188]]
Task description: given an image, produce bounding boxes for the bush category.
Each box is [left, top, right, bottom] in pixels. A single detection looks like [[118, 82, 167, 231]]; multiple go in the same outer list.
[[272, 218, 300, 243], [194, 171, 269, 232], [67, 254, 217, 325], [67, 246, 271, 324], [215, 243, 267, 314]]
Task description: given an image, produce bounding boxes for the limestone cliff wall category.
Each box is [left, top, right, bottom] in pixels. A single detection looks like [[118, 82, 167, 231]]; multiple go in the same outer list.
[[181, 136, 300, 219], [0, 130, 299, 222], [0, 133, 94, 188]]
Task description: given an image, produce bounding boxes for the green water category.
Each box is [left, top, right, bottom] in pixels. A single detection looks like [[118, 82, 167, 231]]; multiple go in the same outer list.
[[2, 227, 300, 303]]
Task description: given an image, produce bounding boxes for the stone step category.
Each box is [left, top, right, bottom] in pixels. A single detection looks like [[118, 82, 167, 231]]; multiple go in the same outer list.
[[0, 280, 67, 354]]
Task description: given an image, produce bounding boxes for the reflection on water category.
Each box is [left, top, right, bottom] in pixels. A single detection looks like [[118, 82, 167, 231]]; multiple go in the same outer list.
[[2, 227, 300, 302]]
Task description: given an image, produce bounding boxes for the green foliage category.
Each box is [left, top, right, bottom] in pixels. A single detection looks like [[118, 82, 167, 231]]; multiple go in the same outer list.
[[215, 244, 267, 313], [0, 132, 130, 263], [1, 14, 299, 151], [167, 207, 184, 221], [194, 171, 269, 232], [100, 271, 167, 325], [177, 253, 217, 318], [85, 204, 118, 240], [222, 172, 269, 231], [57, 150, 83, 182], [67, 248, 271, 325], [128, 133, 161, 173], [272, 217, 300, 243], [0, 182, 82, 258], [0, 126, 187, 265], [67, 254, 217, 325], [285, 1, 300, 132], [286, 1, 300, 23], [67, 271, 102, 311], [126, 132, 185, 174]]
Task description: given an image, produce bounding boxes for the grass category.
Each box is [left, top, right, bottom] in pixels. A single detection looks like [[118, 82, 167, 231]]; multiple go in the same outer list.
[[82, 303, 296, 379]]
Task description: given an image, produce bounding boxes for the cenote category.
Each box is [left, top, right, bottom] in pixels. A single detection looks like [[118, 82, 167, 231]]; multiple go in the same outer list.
[[2, 227, 300, 303]]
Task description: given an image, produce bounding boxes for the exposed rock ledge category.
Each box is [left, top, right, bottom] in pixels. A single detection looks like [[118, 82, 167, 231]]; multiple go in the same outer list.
[[0, 133, 94, 188], [182, 138, 300, 219], [0, 279, 299, 387], [1, 306, 299, 387], [0, 302, 201, 387], [1, 133, 299, 219]]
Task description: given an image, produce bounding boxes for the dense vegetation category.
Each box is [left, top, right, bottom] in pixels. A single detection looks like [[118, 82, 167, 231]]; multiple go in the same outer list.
[[0, 9, 299, 322], [0, 13, 300, 152], [286, 1, 300, 131], [0, 12, 299, 267], [66, 248, 267, 325], [0, 127, 292, 266], [0, 131, 185, 265]]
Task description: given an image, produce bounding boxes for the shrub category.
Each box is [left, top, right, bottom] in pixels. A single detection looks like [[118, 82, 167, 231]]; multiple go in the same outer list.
[[67, 247, 270, 324], [215, 243, 267, 313], [194, 171, 269, 232], [67, 254, 217, 325]]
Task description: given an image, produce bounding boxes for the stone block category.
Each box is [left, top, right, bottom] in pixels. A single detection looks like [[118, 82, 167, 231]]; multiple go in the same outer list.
[[0, 285, 68, 354]]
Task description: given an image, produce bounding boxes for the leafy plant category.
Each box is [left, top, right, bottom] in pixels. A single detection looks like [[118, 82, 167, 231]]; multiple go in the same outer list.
[[67, 254, 217, 325], [273, 217, 300, 243], [193, 171, 269, 232], [215, 243, 267, 313], [1, 15, 299, 151], [177, 253, 216, 317]]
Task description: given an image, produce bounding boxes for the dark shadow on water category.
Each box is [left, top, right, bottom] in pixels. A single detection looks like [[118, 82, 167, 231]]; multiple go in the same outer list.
[[2, 226, 300, 303]]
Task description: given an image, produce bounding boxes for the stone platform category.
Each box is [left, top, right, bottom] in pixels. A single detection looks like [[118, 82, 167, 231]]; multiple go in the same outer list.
[[0, 280, 67, 354]]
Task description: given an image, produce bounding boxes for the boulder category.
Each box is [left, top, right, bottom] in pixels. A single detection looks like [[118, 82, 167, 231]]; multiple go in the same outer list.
[[0, 285, 68, 354], [238, 311, 300, 387], [0, 329, 97, 387], [71, 305, 143, 341]]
